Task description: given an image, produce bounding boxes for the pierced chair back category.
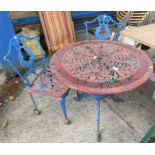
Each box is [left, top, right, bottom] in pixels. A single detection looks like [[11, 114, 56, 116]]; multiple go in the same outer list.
[[4, 34, 48, 88], [84, 14, 124, 41]]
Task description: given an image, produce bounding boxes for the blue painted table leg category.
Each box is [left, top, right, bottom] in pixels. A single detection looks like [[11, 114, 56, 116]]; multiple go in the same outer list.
[[73, 91, 124, 142], [29, 94, 41, 115], [97, 98, 102, 142], [60, 91, 70, 124]]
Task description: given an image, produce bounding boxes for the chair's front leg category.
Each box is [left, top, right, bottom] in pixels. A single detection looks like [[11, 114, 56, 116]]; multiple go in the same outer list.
[[60, 91, 70, 124], [29, 92, 41, 115]]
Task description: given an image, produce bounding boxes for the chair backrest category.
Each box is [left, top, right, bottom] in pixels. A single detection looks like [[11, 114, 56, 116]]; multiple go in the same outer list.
[[84, 14, 124, 41], [4, 34, 48, 88]]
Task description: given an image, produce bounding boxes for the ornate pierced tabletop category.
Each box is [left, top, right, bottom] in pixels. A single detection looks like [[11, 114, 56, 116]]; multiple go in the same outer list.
[[50, 40, 153, 95]]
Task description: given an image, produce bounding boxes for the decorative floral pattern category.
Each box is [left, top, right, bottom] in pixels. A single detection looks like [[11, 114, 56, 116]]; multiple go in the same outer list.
[[28, 69, 69, 100], [50, 40, 153, 94]]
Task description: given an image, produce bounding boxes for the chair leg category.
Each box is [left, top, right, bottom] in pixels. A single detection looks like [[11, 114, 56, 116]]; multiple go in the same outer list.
[[76, 91, 80, 100], [74, 91, 81, 101], [60, 95, 70, 124], [97, 98, 102, 142], [29, 93, 41, 115], [112, 95, 124, 103]]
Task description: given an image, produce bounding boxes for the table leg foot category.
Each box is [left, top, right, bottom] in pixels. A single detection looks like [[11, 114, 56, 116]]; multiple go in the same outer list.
[[97, 131, 102, 142], [64, 119, 71, 125]]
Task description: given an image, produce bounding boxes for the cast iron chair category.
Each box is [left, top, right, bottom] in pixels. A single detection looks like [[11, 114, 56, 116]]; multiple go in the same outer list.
[[84, 14, 124, 41], [4, 34, 70, 124]]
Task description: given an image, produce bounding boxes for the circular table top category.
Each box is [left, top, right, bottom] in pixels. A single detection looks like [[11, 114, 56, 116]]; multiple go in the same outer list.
[[50, 40, 153, 94]]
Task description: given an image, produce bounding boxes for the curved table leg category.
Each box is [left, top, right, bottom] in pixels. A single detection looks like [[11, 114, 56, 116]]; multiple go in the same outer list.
[[60, 91, 71, 125]]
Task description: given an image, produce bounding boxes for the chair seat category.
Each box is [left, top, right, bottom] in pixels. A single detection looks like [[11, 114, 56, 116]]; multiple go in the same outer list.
[[28, 69, 69, 100]]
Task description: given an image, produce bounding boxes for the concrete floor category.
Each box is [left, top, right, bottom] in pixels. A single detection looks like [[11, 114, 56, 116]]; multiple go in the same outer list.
[[0, 73, 155, 142]]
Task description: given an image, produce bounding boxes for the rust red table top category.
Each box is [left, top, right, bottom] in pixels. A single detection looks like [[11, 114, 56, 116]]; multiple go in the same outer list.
[[49, 40, 153, 94]]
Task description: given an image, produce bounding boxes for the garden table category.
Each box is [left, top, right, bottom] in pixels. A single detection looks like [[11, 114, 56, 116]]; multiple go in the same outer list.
[[49, 40, 153, 142]]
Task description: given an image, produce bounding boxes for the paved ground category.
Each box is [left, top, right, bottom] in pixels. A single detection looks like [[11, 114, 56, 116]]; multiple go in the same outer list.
[[0, 74, 155, 142]]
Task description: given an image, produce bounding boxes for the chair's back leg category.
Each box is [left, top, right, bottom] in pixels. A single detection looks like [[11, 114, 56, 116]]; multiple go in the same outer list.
[[29, 92, 41, 115]]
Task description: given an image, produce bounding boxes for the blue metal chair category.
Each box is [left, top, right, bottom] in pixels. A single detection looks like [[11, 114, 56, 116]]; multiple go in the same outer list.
[[4, 34, 70, 124], [84, 14, 124, 41]]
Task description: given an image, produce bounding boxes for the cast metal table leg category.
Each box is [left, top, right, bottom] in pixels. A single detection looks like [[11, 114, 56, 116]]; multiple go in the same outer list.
[[97, 98, 102, 142], [60, 91, 70, 124]]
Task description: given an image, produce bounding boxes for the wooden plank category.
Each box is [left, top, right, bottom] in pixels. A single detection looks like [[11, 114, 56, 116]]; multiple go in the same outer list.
[[121, 23, 155, 49]]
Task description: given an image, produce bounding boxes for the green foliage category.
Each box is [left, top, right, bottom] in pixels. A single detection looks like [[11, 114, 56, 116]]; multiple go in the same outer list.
[[152, 92, 155, 100]]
